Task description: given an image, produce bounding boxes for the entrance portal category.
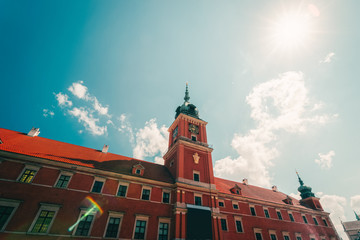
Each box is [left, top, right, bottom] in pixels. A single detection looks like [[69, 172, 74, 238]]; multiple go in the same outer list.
[[186, 205, 213, 240]]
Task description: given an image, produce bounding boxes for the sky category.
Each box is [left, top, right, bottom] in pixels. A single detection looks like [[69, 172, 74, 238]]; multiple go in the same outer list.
[[1, 0, 359, 238]]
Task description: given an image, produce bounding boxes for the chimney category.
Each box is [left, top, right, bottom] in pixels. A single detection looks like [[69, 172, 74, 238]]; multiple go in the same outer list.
[[102, 144, 109, 153], [242, 178, 248, 185], [28, 128, 40, 137], [272, 185, 278, 192]]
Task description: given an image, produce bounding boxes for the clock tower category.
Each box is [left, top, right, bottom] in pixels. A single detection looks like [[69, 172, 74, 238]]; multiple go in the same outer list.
[[163, 83, 215, 187]]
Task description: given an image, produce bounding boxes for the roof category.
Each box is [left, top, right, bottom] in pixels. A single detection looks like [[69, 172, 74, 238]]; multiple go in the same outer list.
[[215, 177, 308, 209], [0, 128, 174, 183], [343, 220, 360, 231]]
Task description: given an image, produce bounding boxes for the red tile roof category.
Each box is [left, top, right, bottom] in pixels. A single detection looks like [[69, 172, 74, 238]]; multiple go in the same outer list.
[[0, 128, 174, 183]]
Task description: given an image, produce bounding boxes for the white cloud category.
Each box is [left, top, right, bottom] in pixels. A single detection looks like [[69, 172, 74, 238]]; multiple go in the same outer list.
[[320, 52, 335, 63], [118, 114, 134, 143], [214, 72, 335, 187], [133, 118, 168, 165], [315, 150, 335, 169], [55, 92, 73, 107], [317, 192, 348, 240], [68, 107, 107, 136], [289, 192, 301, 200], [42, 109, 55, 118], [351, 195, 360, 212], [94, 98, 109, 116]]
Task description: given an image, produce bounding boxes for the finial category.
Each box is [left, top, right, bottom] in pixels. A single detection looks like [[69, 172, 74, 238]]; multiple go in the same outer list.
[[184, 83, 190, 102], [296, 170, 304, 186], [354, 210, 360, 221]]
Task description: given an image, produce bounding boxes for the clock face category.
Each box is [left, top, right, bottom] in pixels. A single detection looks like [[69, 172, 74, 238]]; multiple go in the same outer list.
[[189, 124, 199, 134]]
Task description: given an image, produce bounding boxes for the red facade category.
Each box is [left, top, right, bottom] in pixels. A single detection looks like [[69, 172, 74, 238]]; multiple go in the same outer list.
[[0, 91, 340, 240]]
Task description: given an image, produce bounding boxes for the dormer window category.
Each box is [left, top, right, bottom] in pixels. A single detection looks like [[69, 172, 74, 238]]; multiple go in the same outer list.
[[282, 196, 293, 205], [230, 184, 242, 195], [132, 163, 145, 176]]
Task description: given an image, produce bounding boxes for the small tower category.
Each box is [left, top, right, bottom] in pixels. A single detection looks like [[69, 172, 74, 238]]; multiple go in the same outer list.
[[296, 172, 323, 211], [163, 83, 215, 186]]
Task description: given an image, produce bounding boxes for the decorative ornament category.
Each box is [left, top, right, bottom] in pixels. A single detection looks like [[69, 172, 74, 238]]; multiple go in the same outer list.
[[193, 152, 200, 164]]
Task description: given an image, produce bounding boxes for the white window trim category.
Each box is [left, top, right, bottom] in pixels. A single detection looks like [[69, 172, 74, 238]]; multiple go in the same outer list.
[[28, 203, 61, 234], [157, 217, 171, 240], [319, 235, 326, 240], [309, 233, 316, 240], [90, 177, 106, 193], [103, 211, 124, 239], [116, 181, 129, 197], [162, 189, 171, 204], [295, 232, 302, 240], [0, 198, 21, 232], [254, 228, 263, 239], [54, 171, 74, 188], [263, 207, 270, 218], [322, 217, 328, 227], [250, 205, 256, 215], [312, 216, 319, 225], [234, 216, 243, 233], [218, 199, 225, 208], [193, 170, 200, 182], [72, 208, 96, 236], [232, 201, 239, 210], [141, 186, 152, 201], [302, 214, 308, 223], [268, 229, 277, 240], [282, 231, 291, 240], [194, 193, 202, 206], [17, 164, 40, 183], [220, 217, 228, 231], [276, 209, 283, 220], [133, 215, 149, 240]]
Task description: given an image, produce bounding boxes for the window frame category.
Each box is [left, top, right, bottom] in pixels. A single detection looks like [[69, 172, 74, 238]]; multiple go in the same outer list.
[[295, 232, 302, 240], [72, 209, 96, 237], [254, 228, 263, 240], [28, 203, 61, 234], [157, 217, 171, 240], [54, 171, 73, 189], [288, 212, 295, 222], [282, 231, 291, 240], [91, 177, 106, 193], [116, 182, 129, 197], [162, 190, 171, 204], [234, 216, 243, 233], [312, 216, 319, 225], [276, 210, 283, 220], [232, 201, 239, 210], [302, 215, 308, 224], [103, 211, 124, 239], [264, 208, 270, 218], [141, 186, 152, 201], [17, 165, 40, 183], [250, 205, 256, 216], [193, 170, 200, 182], [218, 200, 225, 208], [133, 215, 149, 240], [220, 218, 228, 231], [269, 230, 277, 240], [322, 218, 328, 227], [0, 198, 21, 232], [194, 194, 202, 206]]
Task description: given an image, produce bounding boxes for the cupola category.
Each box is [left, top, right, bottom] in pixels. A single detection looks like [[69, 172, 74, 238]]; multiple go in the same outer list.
[[296, 172, 315, 199], [175, 83, 200, 119]]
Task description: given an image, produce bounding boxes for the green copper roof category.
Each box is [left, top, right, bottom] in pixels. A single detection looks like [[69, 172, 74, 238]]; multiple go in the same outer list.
[[175, 83, 200, 119], [296, 171, 315, 199]]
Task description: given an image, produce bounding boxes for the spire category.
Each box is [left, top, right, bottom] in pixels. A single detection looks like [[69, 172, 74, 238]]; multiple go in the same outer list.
[[296, 170, 304, 186], [354, 210, 360, 221], [184, 82, 190, 102]]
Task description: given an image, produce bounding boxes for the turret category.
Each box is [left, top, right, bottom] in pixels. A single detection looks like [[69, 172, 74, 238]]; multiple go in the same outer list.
[[296, 172, 323, 211]]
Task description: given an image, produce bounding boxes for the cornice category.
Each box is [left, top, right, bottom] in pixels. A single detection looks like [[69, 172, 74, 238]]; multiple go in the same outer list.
[[168, 113, 207, 133]]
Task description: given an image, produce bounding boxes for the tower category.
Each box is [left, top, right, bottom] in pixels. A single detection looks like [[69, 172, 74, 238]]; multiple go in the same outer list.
[[163, 83, 215, 188], [296, 172, 323, 211]]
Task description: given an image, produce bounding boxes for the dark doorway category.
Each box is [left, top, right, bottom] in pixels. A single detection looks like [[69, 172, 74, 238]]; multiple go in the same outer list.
[[186, 206, 212, 240]]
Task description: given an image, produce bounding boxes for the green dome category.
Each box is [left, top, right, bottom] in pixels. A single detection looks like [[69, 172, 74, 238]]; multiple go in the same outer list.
[[175, 84, 200, 119], [296, 172, 315, 199]]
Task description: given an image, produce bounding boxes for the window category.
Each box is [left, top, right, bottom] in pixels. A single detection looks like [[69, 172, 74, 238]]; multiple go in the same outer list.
[[195, 196, 202, 206], [289, 213, 294, 222], [295, 233, 302, 240], [172, 127, 178, 140], [296, 237, 302, 240], [141, 188, 151, 201], [302, 215, 308, 224], [313, 217, 319, 225], [322, 219, 328, 226], [117, 184, 128, 197], [74, 214, 94, 236], [0, 199, 20, 232], [233, 203, 239, 209], [250, 206, 256, 216], [18, 168, 38, 183], [134, 219, 147, 239], [91, 178, 105, 193], [235, 219, 243, 233], [105, 217, 121, 238], [29, 203, 60, 234], [284, 236, 290, 240], [162, 191, 170, 204], [310, 238, 315, 240], [276, 211, 283, 220], [191, 136, 197, 141], [158, 218, 170, 240], [55, 173, 72, 188], [218, 200, 224, 207], [193, 172, 200, 182], [264, 209, 270, 218], [136, 169, 141, 174], [220, 218, 227, 231], [256, 232, 263, 240], [270, 234, 277, 240]]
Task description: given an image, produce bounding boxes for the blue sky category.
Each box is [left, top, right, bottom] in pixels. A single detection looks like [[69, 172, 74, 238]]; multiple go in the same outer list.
[[1, 1, 359, 238]]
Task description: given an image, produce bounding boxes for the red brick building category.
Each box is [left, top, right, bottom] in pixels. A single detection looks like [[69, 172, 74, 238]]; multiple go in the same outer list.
[[0, 86, 339, 239]]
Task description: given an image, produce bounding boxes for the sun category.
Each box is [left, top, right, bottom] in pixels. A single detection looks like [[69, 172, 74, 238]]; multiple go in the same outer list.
[[268, 7, 316, 53]]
